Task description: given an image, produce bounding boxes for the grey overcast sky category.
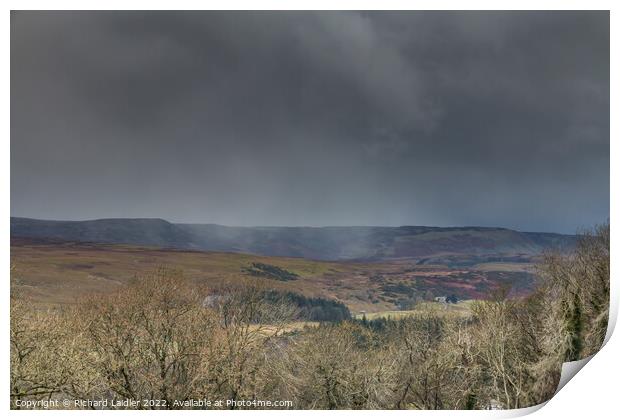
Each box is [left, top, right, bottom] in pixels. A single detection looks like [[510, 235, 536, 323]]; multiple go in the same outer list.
[[11, 11, 609, 233]]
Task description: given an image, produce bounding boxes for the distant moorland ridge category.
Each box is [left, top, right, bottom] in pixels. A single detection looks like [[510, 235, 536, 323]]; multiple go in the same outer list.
[[10, 217, 577, 261]]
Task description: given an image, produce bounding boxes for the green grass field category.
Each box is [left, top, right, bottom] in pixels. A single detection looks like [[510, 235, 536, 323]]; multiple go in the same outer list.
[[354, 300, 474, 320]]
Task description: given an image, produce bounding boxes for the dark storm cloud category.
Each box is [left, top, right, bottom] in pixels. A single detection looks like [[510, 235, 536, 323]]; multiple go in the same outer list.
[[11, 11, 609, 233]]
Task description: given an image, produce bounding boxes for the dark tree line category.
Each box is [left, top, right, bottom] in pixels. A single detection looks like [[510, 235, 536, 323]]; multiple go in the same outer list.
[[243, 262, 299, 281], [262, 290, 351, 322]]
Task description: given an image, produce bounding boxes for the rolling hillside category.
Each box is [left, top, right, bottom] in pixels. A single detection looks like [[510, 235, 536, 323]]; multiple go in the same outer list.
[[10, 239, 540, 312], [11, 217, 576, 261]]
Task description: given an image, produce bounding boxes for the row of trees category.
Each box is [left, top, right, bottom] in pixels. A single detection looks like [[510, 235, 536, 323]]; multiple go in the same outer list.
[[243, 262, 299, 281], [261, 290, 351, 322], [10, 223, 609, 409]]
